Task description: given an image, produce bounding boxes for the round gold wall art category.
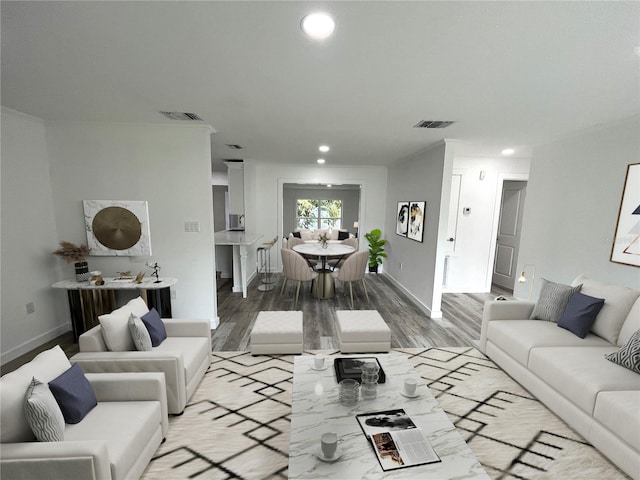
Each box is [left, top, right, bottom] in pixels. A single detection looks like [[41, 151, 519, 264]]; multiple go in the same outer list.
[[92, 206, 142, 250]]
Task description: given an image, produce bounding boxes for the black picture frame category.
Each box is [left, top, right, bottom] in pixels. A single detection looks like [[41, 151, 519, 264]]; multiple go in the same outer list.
[[407, 201, 426, 243], [396, 201, 409, 237]]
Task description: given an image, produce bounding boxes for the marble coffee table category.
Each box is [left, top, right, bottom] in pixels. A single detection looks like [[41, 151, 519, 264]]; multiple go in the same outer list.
[[288, 352, 489, 479]]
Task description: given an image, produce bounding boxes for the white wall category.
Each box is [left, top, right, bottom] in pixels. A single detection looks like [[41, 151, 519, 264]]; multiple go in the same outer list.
[[444, 154, 531, 292], [244, 162, 387, 273], [515, 116, 640, 299], [384, 141, 454, 318], [1, 108, 70, 363], [45, 122, 217, 324]]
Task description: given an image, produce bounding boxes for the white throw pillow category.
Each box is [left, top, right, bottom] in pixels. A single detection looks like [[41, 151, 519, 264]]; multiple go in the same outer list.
[[24, 377, 65, 442], [99, 296, 150, 351], [128, 314, 152, 351]]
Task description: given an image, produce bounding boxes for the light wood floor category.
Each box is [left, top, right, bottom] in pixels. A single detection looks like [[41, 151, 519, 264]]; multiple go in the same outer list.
[[1, 273, 510, 375], [214, 272, 511, 351]]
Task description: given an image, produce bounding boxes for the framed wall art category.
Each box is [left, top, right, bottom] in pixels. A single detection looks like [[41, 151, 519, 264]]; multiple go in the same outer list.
[[407, 201, 426, 243], [83, 200, 152, 256], [396, 201, 409, 237], [610, 163, 640, 267]]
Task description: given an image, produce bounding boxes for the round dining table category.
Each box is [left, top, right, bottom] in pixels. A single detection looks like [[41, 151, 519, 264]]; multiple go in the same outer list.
[[292, 243, 355, 299]]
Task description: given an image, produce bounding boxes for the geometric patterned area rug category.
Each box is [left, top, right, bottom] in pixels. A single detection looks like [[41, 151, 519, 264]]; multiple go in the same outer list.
[[141, 347, 628, 480]]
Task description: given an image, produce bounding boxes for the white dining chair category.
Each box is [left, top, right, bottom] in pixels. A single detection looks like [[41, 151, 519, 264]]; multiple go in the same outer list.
[[281, 248, 319, 309], [331, 250, 369, 309]]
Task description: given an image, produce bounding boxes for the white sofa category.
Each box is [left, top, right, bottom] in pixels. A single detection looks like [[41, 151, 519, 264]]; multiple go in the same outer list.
[[282, 228, 354, 248], [480, 275, 640, 479], [0, 345, 168, 480], [71, 298, 211, 415]]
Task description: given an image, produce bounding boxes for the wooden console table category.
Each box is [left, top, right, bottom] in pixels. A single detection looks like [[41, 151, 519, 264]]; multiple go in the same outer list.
[[52, 278, 177, 342]]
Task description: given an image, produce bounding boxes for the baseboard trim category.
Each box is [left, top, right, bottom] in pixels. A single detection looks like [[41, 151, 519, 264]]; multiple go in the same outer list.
[[1, 323, 71, 365], [384, 273, 441, 318]]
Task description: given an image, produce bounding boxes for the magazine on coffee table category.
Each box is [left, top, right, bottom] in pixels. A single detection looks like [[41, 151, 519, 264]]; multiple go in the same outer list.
[[334, 357, 386, 383], [356, 408, 440, 471]]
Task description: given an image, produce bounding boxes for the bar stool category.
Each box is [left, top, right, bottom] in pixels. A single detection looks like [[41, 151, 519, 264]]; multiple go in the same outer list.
[[257, 236, 278, 292]]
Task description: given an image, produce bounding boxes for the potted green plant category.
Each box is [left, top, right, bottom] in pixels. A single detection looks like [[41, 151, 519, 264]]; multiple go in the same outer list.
[[52, 241, 91, 282], [364, 228, 387, 273]]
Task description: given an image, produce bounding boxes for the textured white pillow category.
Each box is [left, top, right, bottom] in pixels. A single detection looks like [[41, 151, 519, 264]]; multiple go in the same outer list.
[[128, 314, 152, 351], [24, 377, 65, 442]]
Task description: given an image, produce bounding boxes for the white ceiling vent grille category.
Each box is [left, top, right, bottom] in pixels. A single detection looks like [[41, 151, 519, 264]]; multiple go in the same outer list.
[[413, 120, 455, 129], [161, 111, 203, 121], [226, 144, 243, 150]]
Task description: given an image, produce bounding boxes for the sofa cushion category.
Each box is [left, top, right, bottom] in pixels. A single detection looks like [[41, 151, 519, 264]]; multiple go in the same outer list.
[[605, 329, 640, 374], [155, 337, 210, 383], [486, 320, 612, 366], [1, 345, 71, 443], [557, 292, 605, 338], [291, 231, 301, 238], [572, 275, 640, 345], [49, 364, 98, 424], [528, 346, 640, 415], [338, 230, 349, 240], [24, 377, 65, 442], [64, 401, 162, 480], [530, 278, 582, 323], [99, 297, 150, 352], [618, 297, 640, 346], [128, 314, 152, 351], [141, 308, 167, 347], [593, 391, 640, 452]]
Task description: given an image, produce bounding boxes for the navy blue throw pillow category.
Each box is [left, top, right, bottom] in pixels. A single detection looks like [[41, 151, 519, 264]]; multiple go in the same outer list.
[[338, 230, 349, 240], [291, 231, 301, 238], [141, 307, 167, 346], [48, 364, 97, 424], [557, 292, 605, 338]]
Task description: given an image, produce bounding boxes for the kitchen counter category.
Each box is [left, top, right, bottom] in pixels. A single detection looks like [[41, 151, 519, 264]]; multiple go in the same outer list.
[[214, 230, 263, 246], [214, 230, 264, 298]]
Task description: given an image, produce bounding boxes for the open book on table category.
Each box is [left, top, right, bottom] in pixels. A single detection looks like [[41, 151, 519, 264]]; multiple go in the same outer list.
[[356, 408, 440, 471]]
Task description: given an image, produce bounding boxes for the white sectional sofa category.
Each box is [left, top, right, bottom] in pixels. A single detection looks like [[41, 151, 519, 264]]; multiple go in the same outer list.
[[480, 275, 640, 479], [0, 345, 168, 480]]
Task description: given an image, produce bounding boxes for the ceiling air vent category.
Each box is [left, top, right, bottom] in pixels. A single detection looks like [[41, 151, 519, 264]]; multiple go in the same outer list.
[[226, 144, 243, 150], [413, 120, 455, 129], [161, 111, 203, 121]]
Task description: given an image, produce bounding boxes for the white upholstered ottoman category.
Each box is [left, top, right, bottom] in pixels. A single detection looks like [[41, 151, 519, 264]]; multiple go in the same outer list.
[[250, 311, 303, 355], [336, 310, 391, 353]]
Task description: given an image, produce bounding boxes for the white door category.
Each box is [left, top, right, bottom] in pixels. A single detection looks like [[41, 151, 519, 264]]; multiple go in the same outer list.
[[443, 174, 462, 286], [492, 181, 527, 290]]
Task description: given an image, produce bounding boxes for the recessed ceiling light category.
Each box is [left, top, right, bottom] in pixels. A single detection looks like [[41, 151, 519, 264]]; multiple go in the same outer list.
[[319, 145, 330, 153], [317, 158, 325, 164], [501, 148, 515, 156], [327, 184, 332, 188], [301, 12, 335, 40]]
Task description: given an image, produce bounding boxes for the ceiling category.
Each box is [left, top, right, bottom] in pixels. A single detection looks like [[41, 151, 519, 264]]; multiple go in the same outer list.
[[2, 1, 638, 172]]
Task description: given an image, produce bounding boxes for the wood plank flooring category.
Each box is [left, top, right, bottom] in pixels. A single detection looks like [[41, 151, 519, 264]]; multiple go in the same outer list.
[[214, 272, 511, 351]]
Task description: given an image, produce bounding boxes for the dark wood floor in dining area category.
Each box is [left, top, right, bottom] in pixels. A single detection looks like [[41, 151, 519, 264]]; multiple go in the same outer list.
[[214, 272, 511, 352]]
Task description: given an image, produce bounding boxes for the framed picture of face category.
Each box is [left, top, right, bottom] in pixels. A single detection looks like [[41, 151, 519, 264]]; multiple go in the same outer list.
[[396, 202, 409, 237], [407, 201, 426, 243]]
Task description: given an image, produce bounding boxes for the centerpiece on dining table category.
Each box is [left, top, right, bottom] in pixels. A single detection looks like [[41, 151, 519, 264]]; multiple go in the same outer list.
[[318, 233, 329, 249]]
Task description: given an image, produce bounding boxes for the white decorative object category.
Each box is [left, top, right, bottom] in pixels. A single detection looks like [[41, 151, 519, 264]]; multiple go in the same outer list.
[[83, 200, 152, 256]]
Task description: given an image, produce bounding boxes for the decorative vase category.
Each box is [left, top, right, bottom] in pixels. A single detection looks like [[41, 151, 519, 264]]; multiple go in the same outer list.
[[369, 264, 379, 273], [74, 261, 90, 282], [321, 241, 328, 249]]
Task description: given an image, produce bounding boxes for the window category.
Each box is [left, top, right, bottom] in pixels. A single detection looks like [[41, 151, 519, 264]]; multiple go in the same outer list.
[[296, 199, 342, 230]]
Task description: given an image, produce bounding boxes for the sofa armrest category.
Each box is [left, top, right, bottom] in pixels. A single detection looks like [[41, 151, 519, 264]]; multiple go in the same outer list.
[[479, 300, 536, 353], [79, 325, 108, 352], [1, 440, 111, 480], [163, 318, 211, 340], [71, 352, 185, 415], [86, 372, 169, 435]]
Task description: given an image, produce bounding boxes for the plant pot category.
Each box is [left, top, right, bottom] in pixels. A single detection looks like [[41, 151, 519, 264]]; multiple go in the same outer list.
[[369, 264, 379, 273], [74, 261, 90, 282]]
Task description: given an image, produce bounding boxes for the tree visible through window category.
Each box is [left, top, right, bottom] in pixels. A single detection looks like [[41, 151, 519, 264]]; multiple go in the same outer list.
[[296, 199, 342, 230]]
